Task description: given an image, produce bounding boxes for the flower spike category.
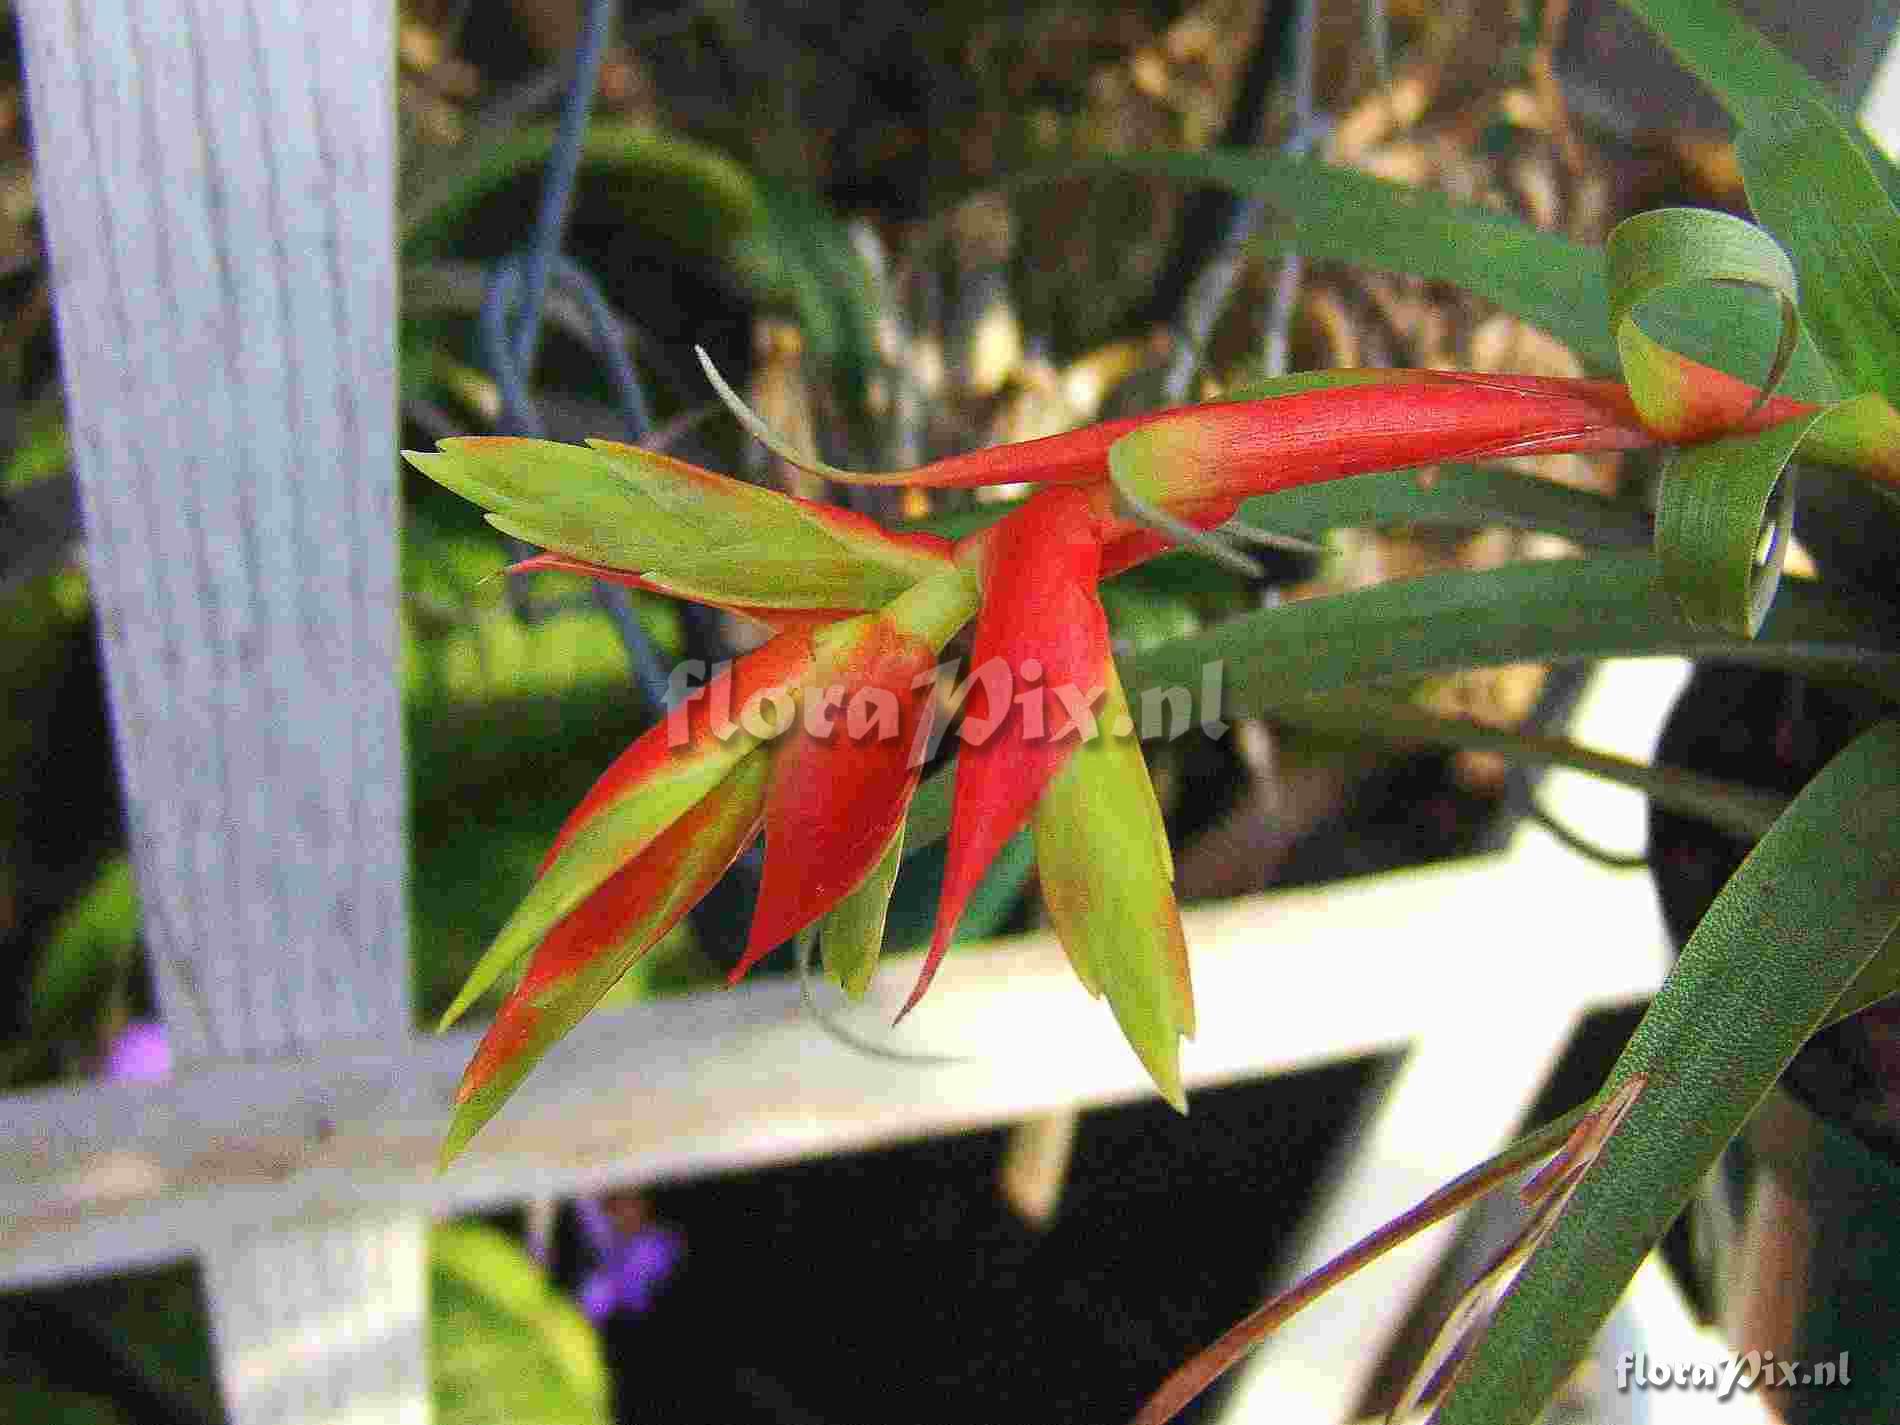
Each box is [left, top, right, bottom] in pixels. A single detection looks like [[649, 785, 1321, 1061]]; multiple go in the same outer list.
[[431, 340, 1871, 1165], [437, 571, 977, 1164]]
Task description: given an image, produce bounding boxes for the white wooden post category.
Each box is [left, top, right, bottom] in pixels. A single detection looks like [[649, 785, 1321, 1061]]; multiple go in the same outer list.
[[14, 3, 425, 1423]]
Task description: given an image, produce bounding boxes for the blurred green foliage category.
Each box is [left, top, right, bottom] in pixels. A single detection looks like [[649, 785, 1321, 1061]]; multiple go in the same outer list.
[[430, 1222, 612, 1425], [1, 401, 69, 491], [402, 474, 712, 1023], [3, 1224, 613, 1425], [0, 1386, 130, 1425]]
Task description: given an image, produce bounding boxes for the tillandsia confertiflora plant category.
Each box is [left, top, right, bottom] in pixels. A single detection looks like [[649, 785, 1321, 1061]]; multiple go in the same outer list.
[[412, 358, 1700, 1149], [408, 1, 1900, 1421]]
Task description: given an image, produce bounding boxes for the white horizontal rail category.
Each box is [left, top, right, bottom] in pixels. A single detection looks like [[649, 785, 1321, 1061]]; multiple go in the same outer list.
[[1, 826, 1663, 1292]]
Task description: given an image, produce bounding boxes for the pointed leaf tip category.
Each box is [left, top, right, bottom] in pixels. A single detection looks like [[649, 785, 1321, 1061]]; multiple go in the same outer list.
[[441, 752, 771, 1164], [820, 817, 907, 999], [437, 631, 817, 1035], [1033, 659, 1193, 1109]]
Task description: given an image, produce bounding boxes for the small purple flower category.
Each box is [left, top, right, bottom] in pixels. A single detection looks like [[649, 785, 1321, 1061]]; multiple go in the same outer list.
[[102, 1020, 171, 1083], [575, 1195, 684, 1322]]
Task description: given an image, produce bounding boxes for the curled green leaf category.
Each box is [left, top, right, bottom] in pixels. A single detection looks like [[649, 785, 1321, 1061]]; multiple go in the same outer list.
[[1654, 420, 1800, 636], [1658, 394, 1900, 637], [1606, 207, 1803, 430]]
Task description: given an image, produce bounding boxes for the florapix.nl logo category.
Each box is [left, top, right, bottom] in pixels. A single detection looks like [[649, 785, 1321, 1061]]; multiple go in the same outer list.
[[663, 656, 1229, 764]]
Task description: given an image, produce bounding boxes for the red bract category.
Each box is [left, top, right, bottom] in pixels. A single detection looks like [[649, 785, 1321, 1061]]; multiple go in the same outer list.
[[734, 614, 943, 977], [442, 752, 772, 1166], [538, 629, 818, 872], [1098, 371, 1661, 566], [1613, 341, 1817, 443], [907, 485, 1113, 1017]]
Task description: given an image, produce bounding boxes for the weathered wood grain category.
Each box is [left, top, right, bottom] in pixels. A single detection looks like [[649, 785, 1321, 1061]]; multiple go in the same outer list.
[[13, 2, 420, 1420]]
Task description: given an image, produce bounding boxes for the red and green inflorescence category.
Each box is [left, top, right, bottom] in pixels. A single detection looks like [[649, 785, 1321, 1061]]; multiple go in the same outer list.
[[408, 351, 1842, 1166]]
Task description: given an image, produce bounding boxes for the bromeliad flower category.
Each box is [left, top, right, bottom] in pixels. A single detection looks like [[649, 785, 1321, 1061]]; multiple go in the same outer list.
[[410, 349, 1842, 1165]]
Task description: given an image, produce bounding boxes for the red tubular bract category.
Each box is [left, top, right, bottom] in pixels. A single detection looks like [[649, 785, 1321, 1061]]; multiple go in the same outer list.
[[733, 621, 939, 978], [538, 629, 817, 871], [457, 780, 764, 1105], [906, 488, 1111, 1016]]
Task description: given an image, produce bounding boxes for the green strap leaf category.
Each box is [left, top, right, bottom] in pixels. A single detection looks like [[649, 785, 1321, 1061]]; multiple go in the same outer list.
[[1236, 465, 1653, 549], [1055, 151, 1618, 373], [1121, 552, 1900, 715], [1277, 690, 1787, 842], [733, 179, 883, 405], [1828, 923, 1900, 1027], [1016, 151, 1840, 398], [1436, 721, 1900, 1425], [1736, 95, 1900, 405], [402, 123, 875, 398], [402, 122, 763, 262]]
